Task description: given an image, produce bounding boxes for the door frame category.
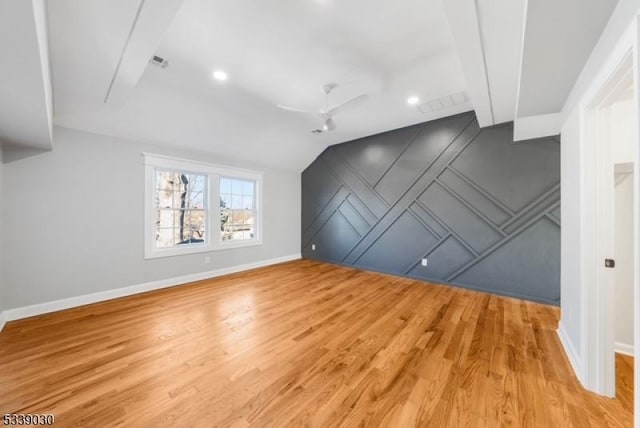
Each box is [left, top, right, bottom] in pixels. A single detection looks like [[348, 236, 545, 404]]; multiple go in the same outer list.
[[580, 16, 639, 418]]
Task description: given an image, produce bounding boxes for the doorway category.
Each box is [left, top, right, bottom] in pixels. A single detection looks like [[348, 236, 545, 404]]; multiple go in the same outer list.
[[615, 160, 635, 408], [583, 49, 637, 406]]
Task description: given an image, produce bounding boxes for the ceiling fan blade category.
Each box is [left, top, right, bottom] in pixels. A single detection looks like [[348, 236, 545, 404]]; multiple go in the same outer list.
[[323, 117, 336, 132], [276, 104, 320, 115], [326, 94, 369, 116]]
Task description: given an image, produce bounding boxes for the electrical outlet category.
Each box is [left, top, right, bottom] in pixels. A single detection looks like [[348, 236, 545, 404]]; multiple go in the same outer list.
[[204, 256, 211, 264], [421, 258, 428, 267], [311, 244, 316, 251]]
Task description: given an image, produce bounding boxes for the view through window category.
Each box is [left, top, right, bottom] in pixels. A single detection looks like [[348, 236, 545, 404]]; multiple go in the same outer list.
[[144, 153, 262, 259], [220, 177, 256, 241], [155, 171, 207, 248]]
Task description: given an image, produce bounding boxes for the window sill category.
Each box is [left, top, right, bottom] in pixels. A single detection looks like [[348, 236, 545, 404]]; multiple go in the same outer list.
[[144, 239, 263, 259], [145, 243, 212, 259], [217, 239, 263, 250]]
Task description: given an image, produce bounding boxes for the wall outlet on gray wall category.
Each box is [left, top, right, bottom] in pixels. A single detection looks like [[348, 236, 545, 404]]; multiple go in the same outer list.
[[421, 258, 428, 267], [204, 256, 211, 264], [311, 244, 316, 251]]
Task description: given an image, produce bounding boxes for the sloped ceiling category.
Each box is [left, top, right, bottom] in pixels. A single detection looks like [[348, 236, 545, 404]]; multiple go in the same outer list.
[[0, 0, 53, 150], [442, 0, 618, 140], [2, 0, 621, 165], [514, 0, 618, 140], [517, 0, 618, 117], [48, 0, 471, 171]]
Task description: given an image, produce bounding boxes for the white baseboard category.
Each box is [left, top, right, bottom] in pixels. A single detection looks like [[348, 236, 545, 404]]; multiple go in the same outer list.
[[615, 341, 634, 357], [557, 322, 584, 383], [0, 253, 301, 331]]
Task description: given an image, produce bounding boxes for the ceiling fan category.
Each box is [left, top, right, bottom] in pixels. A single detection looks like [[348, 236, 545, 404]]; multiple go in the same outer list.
[[277, 83, 369, 133]]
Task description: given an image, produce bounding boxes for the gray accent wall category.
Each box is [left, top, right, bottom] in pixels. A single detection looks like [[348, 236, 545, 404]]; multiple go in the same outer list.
[[301, 112, 560, 305]]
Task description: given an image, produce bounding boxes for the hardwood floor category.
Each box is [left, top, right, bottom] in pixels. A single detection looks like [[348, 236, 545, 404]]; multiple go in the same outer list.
[[617, 353, 634, 417], [0, 260, 633, 427]]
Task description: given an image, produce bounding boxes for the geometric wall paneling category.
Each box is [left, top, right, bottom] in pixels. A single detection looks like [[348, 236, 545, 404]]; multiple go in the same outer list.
[[302, 112, 561, 305], [549, 205, 561, 223], [342, 116, 482, 266], [450, 127, 561, 213], [437, 168, 511, 226], [373, 114, 473, 205], [453, 217, 561, 303], [501, 185, 560, 235], [301, 157, 343, 231], [418, 183, 504, 254], [346, 194, 378, 228], [302, 186, 350, 248], [309, 209, 362, 264], [407, 236, 475, 281], [322, 149, 389, 219], [338, 198, 371, 237], [408, 202, 449, 238], [355, 210, 439, 274], [332, 123, 423, 187]]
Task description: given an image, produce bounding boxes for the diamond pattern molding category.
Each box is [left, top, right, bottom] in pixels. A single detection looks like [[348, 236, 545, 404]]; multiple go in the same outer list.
[[301, 112, 560, 305]]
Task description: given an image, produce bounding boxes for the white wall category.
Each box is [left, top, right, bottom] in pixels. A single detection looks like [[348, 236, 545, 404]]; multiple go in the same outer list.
[[1, 126, 301, 310], [559, 107, 583, 368], [558, 0, 640, 386], [612, 99, 635, 164], [614, 171, 634, 352]]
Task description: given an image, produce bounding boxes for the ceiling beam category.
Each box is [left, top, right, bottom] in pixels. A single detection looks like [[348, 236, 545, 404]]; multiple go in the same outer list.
[[0, 0, 53, 150], [104, 0, 184, 105], [441, 0, 494, 127]]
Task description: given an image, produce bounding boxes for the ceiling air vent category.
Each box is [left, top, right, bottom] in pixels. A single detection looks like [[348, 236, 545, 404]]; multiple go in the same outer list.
[[418, 92, 468, 114], [149, 55, 170, 69]]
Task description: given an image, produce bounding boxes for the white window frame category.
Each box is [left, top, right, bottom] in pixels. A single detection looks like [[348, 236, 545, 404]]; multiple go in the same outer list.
[[144, 153, 263, 259]]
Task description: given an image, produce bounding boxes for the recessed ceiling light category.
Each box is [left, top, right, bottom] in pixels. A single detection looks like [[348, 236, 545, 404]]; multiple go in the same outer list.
[[212, 70, 228, 81], [407, 96, 420, 106]]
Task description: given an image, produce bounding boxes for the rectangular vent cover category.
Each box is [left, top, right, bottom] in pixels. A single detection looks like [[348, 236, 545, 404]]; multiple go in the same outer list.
[[149, 55, 169, 68], [418, 92, 468, 114]]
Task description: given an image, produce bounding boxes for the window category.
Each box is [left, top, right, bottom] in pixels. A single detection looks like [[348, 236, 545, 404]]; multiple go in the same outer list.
[[144, 153, 263, 259], [220, 177, 256, 242], [155, 171, 207, 248]]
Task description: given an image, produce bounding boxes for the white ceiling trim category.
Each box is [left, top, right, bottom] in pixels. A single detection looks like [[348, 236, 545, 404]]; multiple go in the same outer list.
[[513, 0, 529, 129], [33, 0, 54, 140], [0, 0, 53, 149], [441, 0, 494, 127], [105, 0, 184, 105], [477, 0, 525, 125]]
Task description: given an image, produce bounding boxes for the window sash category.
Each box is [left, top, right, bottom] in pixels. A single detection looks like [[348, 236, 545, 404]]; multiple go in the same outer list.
[[153, 169, 209, 250], [219, 176, 258, 244]]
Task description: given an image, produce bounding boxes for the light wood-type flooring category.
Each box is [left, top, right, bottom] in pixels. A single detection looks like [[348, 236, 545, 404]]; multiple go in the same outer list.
[[0, 260, 634, 427]]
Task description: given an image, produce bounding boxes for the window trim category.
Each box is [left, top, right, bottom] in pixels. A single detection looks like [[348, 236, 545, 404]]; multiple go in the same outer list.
[[143, 153, 263, 259]]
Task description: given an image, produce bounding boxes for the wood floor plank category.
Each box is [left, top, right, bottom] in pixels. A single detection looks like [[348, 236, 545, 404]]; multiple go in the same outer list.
[[0, 260, 634, 427]]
